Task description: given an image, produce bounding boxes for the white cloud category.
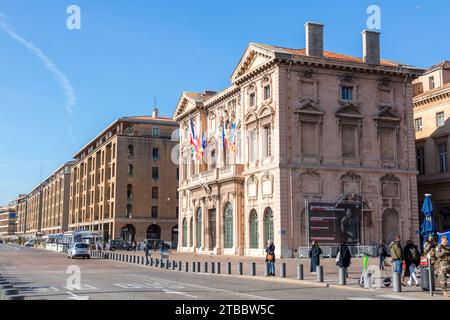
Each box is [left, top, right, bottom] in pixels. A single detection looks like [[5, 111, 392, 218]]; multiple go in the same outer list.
[[0, 14, 77, 116]]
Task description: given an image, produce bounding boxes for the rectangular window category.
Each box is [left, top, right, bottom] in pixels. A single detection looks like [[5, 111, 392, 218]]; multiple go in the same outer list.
[[264, 85, 271, 100], [301, 122, 317, 157], [341, 86, 353, 101], [380, 127, 395, 161], [262, 124, 272, 158], [438, 143, 448, 173], [248, 130, 257, 162], [249, 92, 256, 107], [429, 76, 435, 90], [342, 124, 357, 158], [416, 147, 425, 175], [436, 112, 445, 127], [152, 127, 160, 137], [152, 148, 159, 160], [152, 167, 159, 180], [415, 118, 423, 132], [151, 206, 158, 219], [152, 187, 158, 199]]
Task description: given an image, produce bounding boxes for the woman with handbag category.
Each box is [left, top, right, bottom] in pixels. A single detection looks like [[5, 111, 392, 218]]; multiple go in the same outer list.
[[336, 241, 352, 278], [265, 240, 276, 276]]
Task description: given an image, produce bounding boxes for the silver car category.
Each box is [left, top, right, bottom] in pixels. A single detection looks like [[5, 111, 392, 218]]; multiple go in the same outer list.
[[67, 243, 91, 259]]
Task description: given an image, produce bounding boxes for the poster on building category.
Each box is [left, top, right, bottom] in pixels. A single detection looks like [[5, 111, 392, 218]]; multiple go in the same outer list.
[[308, 202, 361, 245]]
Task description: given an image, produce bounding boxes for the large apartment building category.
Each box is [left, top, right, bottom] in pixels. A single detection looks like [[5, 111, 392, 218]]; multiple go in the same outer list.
[[175, 23, 423, 258], [68, 110, 179, 244], [413, 61, 450, 232]]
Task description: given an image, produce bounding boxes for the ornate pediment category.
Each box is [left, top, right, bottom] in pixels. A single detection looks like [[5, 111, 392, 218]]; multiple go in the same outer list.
[[374, 106, 401, 122], [231, 44, 275, 82], [335, 105, 363, 118], [244, 111, 258, 125], [294, 99, 324, 115], [258, 105, 275, 119]]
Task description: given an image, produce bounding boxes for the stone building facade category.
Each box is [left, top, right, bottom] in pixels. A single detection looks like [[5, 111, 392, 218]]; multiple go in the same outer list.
[[41, 162, 74, 235], [175, 23, 423, 258], [0, 205, 16, 237], [68, 111, 179, 244], [413, 61, 450, 232], [15, 195, 27, 236]]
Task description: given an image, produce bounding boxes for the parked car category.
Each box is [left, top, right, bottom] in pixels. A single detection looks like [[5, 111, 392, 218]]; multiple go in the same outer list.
[[24, 240, 35, 247], [108, 239, 132, 251], [67, 243, 91, 259], [144, 239, 170, 251]]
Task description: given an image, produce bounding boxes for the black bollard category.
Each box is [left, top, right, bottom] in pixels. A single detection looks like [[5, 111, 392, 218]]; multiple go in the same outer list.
[[316, 266, 324, 282], [179, 261, 182, 271], [238, 262, 243, 275], [211, 262, 215, 274], [204, 262, 208, 273], [251, 263, 256, 276], [192, 262, 196, 273], [297, 264, 304, 280], [197, 262, 201, 273], [339, 268, 346, 285], [280, 263, 286, 278], [227, 262, 232, 275], [185, 262, 189, 272], [265, 262, 270, 277], [217, 262, 221, 274]]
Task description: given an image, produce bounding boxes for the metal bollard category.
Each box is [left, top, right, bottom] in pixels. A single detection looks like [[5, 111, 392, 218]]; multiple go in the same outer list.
[[227, 262, 232, 275], [238, 262, 243, 275], [217, 262, 221, 274], [150, 257, 154, 266], [364, 271, 372, 289], [197, 262, 201, 273], [251, 263, 256, 276], [211, 262, 215, 274], [126, 255, 129, 263], [192, 262, 196, 273], [155, 258, 159, 267], [316, 266, 324, 282], [339, 268, 346, 285], [166, 260, 170, 269], [173, 260, 177, 270], [179, 261, 182, 272], [185, 262, 189, 272], [393, 272, 401, 292], [280, 263, 286, 278], [204, 262, 208, 273], [297, 264, 304, 280]]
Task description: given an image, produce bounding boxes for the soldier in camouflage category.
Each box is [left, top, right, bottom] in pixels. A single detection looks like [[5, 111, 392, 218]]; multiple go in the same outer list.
[[436, 235, 450, 298], [423, 234, 438, 267]]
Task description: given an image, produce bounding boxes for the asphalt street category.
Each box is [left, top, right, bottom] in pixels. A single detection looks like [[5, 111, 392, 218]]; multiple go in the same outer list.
[[0, 244, 440, 300]]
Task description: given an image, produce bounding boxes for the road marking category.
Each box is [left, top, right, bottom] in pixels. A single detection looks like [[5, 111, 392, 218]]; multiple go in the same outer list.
[[378, 294, 423, 300], [67, 292, 90, 300], [347, 297, 376, 300], [163, 290, 197, 298], [131, 274, 276, 300]]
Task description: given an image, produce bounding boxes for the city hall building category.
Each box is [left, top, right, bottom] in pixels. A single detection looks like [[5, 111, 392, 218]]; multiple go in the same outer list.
[[175, 23, 423, 258], [68, 110, 180, 244]]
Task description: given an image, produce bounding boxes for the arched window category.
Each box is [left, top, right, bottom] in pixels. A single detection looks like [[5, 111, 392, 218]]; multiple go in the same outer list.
[[263, 208, 274, 244], [128, 164, 134, 176], [224, 203, 233, 249], [128, 145, 134, 156], [182, 219, 188, 247], [127, 184, 133, 200], [196, 208, 202, 248], [126, 204, 132, 218], [249, 210, 258, 249]]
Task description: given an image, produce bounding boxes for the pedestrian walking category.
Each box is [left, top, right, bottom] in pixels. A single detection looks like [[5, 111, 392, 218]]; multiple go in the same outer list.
[[132, 240, 137, 252], [336, 241, 352, 278], [403, 240, 420, 286], [144, 243, 151, 265], [389, 235, 404, 284], [309, 241, 322, 274], [377, 240, 388, 271], [436, 235, 450, 298], [265, 240, 276, 276]]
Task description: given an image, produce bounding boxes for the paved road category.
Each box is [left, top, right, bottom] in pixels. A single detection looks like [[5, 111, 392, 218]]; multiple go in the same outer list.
[[0, 244, 442, 300]]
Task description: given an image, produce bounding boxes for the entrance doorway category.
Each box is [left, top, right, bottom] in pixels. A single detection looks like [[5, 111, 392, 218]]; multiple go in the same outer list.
[[147, 224, 161, 240], [208, 209, 216, 249]]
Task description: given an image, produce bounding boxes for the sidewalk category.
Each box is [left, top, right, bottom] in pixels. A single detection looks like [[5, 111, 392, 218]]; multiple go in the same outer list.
[[105, 249, 447, 299]]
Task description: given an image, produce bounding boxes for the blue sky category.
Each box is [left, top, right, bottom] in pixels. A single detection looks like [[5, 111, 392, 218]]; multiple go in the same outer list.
[[0, 0, 449, 204]]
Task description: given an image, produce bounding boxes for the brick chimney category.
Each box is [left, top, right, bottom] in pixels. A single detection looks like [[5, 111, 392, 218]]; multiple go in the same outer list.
[[152, 107, 159, 118], [305, 22, 324, 57], [362, 30, 380, 65]]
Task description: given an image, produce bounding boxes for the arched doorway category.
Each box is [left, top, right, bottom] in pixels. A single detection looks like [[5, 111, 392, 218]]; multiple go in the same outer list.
[[121, 224, 136, 243], [172, 225, 178, 248], [147, 224, 161, 240], [249, 210, 258, 249], [382, 209, 399, 243]]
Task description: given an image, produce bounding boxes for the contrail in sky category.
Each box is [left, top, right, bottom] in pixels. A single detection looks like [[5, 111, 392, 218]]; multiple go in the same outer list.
[[0, 13, 77, 117]]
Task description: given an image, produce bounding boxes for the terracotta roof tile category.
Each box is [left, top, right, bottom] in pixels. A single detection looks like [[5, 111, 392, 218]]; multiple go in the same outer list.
[[273, 46, 399, 67]]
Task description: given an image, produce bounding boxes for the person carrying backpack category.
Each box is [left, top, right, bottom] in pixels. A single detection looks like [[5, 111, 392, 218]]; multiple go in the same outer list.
[[377, 240, 388, 271], [403, 240, 420, 286]]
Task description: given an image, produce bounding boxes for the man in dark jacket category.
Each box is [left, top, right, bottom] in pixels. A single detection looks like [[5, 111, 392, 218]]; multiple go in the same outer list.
[[403, 240, 420, 286], [336, 241, 352, 278], [377, 240, 388, 271]]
